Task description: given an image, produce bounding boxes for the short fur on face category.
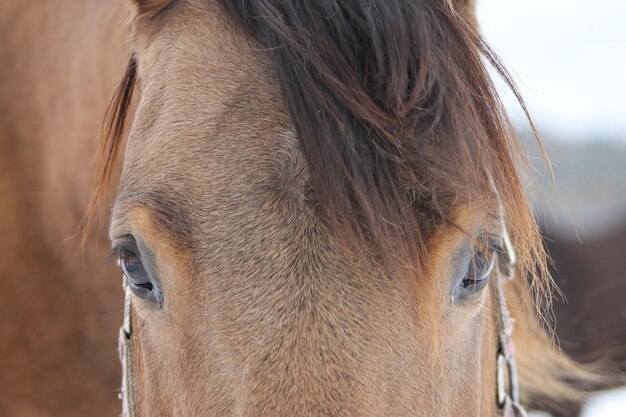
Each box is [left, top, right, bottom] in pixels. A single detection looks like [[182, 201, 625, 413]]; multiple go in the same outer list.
[[99, 0, 593, 415]]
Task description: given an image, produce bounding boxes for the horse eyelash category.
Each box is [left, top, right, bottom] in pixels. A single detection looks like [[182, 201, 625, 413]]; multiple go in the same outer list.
[[107, 247, 125, 265], [107, 237, 138, 265]]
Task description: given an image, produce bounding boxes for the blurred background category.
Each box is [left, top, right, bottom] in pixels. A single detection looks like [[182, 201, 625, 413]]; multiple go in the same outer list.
[[478, 1, 626, 416]]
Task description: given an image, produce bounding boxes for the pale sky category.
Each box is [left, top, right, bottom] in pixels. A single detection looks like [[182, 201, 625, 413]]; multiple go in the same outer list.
[[477, 0, 626, 142]]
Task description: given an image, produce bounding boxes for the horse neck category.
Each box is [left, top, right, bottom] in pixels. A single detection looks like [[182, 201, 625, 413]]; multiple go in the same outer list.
[[0, 1, 129, 258]]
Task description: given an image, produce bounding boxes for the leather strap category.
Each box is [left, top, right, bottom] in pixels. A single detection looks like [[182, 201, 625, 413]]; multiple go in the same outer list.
[[119, 284, 136, 417], [496, 231, 529, 417]]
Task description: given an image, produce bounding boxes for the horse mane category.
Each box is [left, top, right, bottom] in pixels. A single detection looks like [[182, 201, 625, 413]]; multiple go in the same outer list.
[[218, 0, 548, 289], [85, 0, 600, 405]]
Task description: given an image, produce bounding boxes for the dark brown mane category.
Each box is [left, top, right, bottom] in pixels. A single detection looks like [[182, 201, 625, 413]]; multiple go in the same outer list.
[[88, 0, 548, 296], [218, 0, 548, 292]]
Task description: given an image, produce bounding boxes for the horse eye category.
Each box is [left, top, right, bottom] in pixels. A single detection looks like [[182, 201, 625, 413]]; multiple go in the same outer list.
[[119, 249, 154, 295], [462, 244, 496, 291]]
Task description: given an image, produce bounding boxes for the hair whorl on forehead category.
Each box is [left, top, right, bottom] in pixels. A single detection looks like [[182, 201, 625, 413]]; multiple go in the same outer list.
[[218, 0, 547, 290]]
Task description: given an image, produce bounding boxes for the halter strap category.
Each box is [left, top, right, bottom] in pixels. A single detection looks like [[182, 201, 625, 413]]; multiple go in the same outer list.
[[496, 231, 529, 417], [118, 231, 529, 416], [119, 283, 136, 417]]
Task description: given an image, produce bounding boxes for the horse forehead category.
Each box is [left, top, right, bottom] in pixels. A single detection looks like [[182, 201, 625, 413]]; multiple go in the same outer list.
[[120, 65, 292, 204]]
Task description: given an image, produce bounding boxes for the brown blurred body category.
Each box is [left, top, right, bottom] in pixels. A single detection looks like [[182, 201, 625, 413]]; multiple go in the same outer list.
[[546, 224, 626, 417], [0, 2, 127, 416]]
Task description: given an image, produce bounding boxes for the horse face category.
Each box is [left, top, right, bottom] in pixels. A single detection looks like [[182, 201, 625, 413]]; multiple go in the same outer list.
[[109, 1, 504, 415]]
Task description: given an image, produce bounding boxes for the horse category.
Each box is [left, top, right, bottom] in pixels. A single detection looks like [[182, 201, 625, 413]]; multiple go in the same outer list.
[[0, 1, 596, 416]]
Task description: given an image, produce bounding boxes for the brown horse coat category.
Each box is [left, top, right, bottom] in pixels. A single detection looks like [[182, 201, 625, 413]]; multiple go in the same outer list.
[[1, 1, 599, 416]]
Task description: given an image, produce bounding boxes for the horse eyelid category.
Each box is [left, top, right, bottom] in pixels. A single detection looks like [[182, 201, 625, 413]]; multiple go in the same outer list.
[[108, 236, 139, 264]]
